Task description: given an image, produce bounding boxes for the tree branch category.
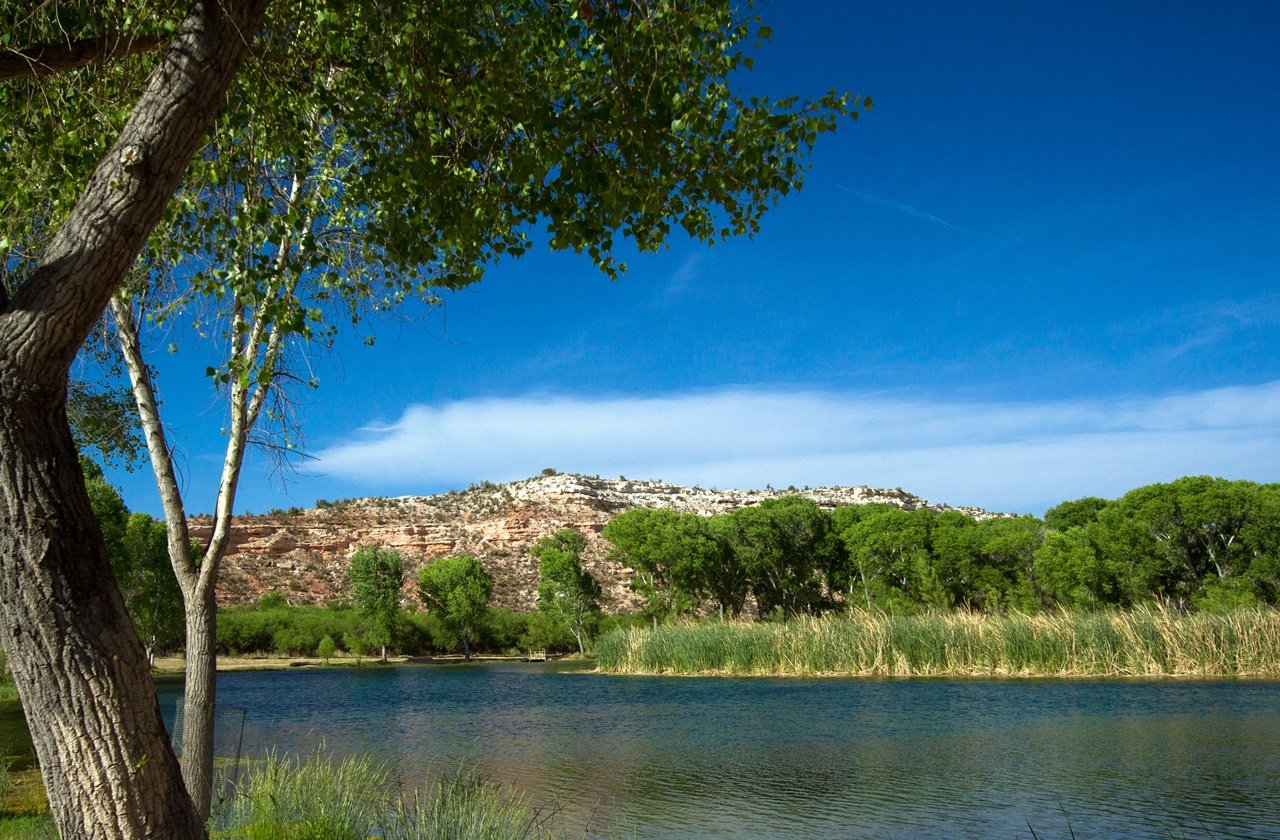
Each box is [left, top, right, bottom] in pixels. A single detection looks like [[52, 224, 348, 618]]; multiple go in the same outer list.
[[0, 34, 169, 84], [109, 295, 201, 593], [0, 0, 272, 380]]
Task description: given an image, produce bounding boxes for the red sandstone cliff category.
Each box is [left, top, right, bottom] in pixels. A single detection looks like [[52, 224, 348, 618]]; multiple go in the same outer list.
[[192, 473, 995, 612]]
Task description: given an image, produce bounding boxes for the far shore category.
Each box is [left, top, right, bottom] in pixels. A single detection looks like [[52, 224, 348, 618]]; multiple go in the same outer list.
[[150, 652, 567, 675]]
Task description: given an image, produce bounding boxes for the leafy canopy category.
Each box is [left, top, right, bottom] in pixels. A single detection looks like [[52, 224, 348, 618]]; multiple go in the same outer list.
[[532, 528, 601, 653], [603, 507, 720, 624], [417, 554, 494, 656], [3, 1, 869, 363], [346, 545, 404, 654]]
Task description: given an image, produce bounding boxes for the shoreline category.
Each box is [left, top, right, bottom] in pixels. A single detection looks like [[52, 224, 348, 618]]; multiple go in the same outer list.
[[151, 655, 409, 675], [150, 652, 570, 675]]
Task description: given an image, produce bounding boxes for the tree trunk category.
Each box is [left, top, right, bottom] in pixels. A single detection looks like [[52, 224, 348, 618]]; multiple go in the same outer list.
[[0, 3, 270, 837], [181, 587, 219, 823], [462, 633, 472, 661], [0, 383, 204, 839]]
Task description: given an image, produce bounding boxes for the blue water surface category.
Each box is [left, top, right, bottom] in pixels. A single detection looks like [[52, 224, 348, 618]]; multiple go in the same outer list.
[[159, 666, 1280, 839]]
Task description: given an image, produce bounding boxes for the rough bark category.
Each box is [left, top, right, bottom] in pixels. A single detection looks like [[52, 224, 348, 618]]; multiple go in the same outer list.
[[0, 389, 201, 839], [0, 2, 270, 837]]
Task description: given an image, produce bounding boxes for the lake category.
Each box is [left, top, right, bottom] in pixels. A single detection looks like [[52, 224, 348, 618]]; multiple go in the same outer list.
[[147, 664, 1280, 839]]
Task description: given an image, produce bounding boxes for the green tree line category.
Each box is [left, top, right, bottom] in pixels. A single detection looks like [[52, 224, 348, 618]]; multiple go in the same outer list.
[[83, 471, 1280, 666], [81, 459, 185, 662], [216, 593, 643, 659], [604, 476, 1280, 621]]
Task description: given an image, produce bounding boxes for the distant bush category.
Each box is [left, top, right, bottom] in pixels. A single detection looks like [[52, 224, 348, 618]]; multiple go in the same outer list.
[[215, 604, 617, 657], [518, 611, 577, 654], [596, 612, 650, 638], [218, 605, 362, 656], [257, 591, 288, 610], [477, 607, 532, 653]]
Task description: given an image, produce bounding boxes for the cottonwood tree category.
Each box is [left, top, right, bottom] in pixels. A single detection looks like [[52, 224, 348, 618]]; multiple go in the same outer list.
[[347, 545, 405, 662], [0, 2, 866, 836], [723, 497, 843, 618], [0, 3, 270, 837], [972, 515, 1046, 610], [417, 555, 494, 660], [836, 504, 932, 611], [533, 529, 602, 656], [1033, 526, 1113, 609], [603, 508, 717, 626], [105, 70, 426, 818]]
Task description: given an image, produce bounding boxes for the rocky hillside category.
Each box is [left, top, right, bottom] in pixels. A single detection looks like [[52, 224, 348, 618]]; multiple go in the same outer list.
[[193, 474, 998, 613]]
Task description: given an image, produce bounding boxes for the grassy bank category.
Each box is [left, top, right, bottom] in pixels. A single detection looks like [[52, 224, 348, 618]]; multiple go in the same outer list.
[[0, 749, 560, 840], [221, 750, 549, 839], [595, 607, 1280, 677]]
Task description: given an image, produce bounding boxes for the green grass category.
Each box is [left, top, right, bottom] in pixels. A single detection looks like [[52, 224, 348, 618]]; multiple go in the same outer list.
[[215, 749, 552, 839], [0, 753, 54, 839], [0, 814, 56, 839], [595, 607, 1280, 677], [0, 747, 556, 840]]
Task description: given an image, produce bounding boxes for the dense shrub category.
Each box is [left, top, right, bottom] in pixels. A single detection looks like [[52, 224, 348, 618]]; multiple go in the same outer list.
[[218, 606, 363, 656], [216, 605, 595, 657]]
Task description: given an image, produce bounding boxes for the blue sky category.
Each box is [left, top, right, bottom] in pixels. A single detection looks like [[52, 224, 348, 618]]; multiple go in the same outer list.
[[105, 0, 1280, 517]]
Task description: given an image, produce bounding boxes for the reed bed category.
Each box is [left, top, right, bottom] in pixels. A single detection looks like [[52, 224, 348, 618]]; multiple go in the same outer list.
[[594, 607, 1280, 678]]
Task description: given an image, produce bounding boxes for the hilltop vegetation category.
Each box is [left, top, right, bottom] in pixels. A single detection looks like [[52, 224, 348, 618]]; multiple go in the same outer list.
[[187, 472, 984, 612], [184, 474, 1280, 662], [606, 476, 1280, 621], [63, 469, 1280, 665]]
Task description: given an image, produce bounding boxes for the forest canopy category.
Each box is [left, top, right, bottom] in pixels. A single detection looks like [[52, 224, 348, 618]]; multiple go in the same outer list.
[[603, 476, 1280, 619]]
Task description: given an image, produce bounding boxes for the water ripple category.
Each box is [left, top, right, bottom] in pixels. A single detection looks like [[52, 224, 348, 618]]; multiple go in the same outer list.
[[157, 668, 1280, 839]]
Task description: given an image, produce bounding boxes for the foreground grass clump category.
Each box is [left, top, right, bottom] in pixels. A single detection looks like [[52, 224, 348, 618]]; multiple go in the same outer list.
[[0, 814, 56, 839], [218, 749, 548, 840], [0, 757, 55, 839], [595, 608, 1280, 677]]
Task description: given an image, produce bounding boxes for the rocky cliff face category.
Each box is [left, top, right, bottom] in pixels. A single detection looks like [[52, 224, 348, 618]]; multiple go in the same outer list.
[[193, 473, 997, 612]]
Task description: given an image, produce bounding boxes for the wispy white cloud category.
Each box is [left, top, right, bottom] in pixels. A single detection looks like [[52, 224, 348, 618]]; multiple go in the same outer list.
[[1121, 293, 1280, 361], [663, 253, 705, 300], [307, 382, 1280, 513], [836, 185, 961, 231]]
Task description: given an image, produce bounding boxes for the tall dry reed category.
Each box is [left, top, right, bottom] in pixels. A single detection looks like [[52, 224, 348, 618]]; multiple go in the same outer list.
[[594, 607, 1280, 678]]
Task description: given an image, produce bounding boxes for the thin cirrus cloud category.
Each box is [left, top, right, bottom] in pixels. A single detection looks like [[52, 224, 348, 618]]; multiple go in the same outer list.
[[1127, 293, 1280, 361], [308, 381, 1280, 514], [835, 185, 961, 231]]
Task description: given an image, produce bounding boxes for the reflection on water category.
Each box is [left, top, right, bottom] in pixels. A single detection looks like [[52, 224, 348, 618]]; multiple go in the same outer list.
[[157, 666, 1280, 839]]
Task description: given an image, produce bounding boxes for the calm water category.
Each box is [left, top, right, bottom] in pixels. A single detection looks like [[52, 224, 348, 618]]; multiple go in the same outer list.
[[153, 666, 1278, 839]]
